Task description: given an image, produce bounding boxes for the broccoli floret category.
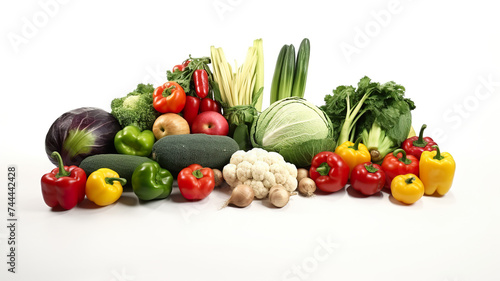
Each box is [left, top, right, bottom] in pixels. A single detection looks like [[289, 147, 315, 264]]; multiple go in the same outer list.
[[110, 84, 160, 131]]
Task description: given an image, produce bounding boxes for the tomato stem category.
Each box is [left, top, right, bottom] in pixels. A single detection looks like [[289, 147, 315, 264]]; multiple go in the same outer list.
[[162, 86, 175, 98]]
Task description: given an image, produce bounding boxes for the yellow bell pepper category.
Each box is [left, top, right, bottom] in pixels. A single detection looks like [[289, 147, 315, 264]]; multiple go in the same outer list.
[[419, 145, 455, 196], [391, 174, 424, 204], [85, 168, 125, 206], [335, 138, 371, 176]]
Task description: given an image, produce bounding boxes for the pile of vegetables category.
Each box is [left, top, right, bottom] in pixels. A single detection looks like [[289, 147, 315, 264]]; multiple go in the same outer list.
[[41, 37, 456, 211], [293, 123, 456, 205]]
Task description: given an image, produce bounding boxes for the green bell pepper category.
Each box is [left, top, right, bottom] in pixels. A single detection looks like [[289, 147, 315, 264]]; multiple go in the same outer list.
[[131, 161, 173, 200], [114, 125, 155, 156]]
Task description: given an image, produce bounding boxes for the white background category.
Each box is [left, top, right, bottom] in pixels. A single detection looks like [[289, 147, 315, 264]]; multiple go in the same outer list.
[[1, 0, 500, 280]]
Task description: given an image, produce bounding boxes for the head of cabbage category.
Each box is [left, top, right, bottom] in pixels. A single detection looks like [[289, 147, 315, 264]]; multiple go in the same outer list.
[[250, 97, 336, 167]]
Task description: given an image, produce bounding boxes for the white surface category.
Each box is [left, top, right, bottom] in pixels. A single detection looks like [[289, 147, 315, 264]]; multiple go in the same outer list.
[[1, 0, 499, 280]]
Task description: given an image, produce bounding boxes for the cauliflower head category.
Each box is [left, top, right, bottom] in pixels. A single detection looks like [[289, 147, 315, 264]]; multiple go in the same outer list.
[[222, 148, 298, 199]]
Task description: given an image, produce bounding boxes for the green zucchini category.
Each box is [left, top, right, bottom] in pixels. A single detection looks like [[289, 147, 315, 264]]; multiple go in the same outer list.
[[278, 44, 296, 101], [291, 38, 310, 98], [151, 134, 239, 176], [270, 45, 288, 104], [79, 154, 154, 186]]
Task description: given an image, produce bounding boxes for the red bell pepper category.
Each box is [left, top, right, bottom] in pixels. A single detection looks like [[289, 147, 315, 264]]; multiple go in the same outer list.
[[350, 162, 386, 196], [402, 124, 437, 160], [309, 151, 349, 193], [153, 81, 186, 113], [381, 149, 419, 189], [41, 151, 87, 210], [177, 164, 215, 200], [200, 98, 222, 114], [193, 69, 209, 99], [182, 96, 201, 127]]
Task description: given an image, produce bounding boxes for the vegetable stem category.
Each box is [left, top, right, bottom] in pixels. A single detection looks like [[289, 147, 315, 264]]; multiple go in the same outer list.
[[432, 145, 444, 160], [348, 138, 362, 151], [253, 39, 264, 111], [210, 40, 262, 108], [316, 162, 331, 176], [162, 86, 174, 98], [337, 90, 372, 146], [412, 124, 429, 147], [361, 123, 397, 162], [51, 151, 71, 178], [105, 177, 127, 186], [393, 149, 412, 165], [192, 169, 204, 179], [405, 176, 416, 185], [364, 164, 379, 173]]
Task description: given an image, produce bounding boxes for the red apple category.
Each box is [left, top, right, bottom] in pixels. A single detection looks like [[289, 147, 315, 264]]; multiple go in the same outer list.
[[191, 111, 229, 136]]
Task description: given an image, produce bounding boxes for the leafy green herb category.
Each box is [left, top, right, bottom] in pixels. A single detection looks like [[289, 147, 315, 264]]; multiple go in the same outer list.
[[321, 76, 416, 162]]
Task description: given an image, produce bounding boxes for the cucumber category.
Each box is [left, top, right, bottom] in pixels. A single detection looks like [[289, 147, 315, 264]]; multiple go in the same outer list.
[[278, 44, 296, 101], [79, 154, 154, 186], [291, 38, 310, 98], [270, 45, 288, 104], [151, 134, 239, 176]]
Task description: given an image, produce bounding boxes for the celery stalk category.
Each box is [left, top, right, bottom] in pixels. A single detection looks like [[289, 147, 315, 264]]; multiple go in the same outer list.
[[253, 39, 264, 111]]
